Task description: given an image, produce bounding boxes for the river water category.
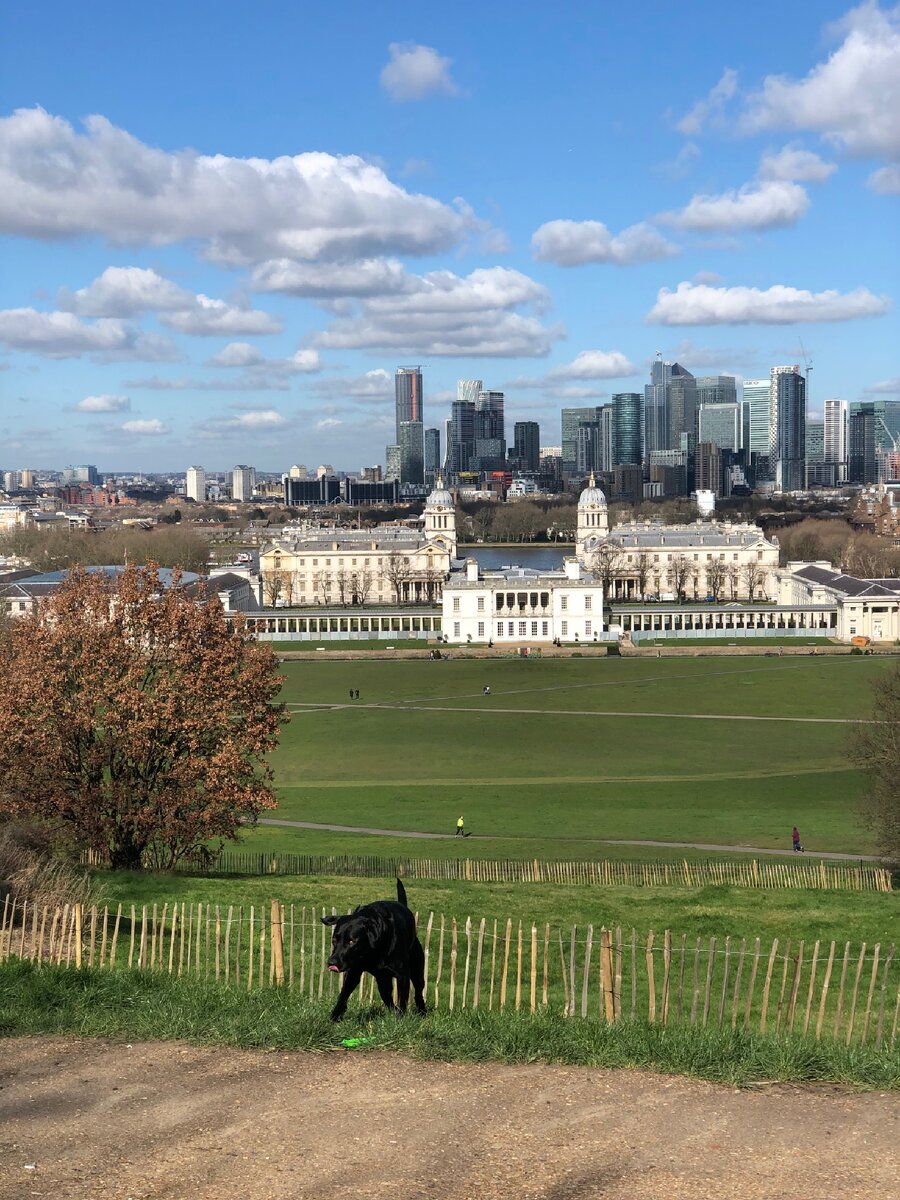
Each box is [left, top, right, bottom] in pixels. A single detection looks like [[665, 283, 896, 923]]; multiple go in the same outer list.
[[463, 544, 575, 571]]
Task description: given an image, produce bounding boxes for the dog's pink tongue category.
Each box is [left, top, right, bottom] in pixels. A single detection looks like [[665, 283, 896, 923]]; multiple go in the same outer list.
[[328, 965, 339, 972]]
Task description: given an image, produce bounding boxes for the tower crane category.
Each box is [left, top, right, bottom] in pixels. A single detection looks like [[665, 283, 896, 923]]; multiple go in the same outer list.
[[797, 338, 813, 396]]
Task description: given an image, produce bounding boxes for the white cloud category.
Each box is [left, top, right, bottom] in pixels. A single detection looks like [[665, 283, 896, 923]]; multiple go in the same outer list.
[[0, 108, 474, 264], [864, 377, 900, 393], [740, 3, 900, 162], [204, 343, 321, 388], [380, 43, 458, 101], [676, 68, 738, 136], [757, 146, 837, 182], [546, 350, 637, 380], [121, 418, 167, 435], [647, 281, 891, 325], [58, 266, 195, 316], [531, 219, 679, 266], [656, 141, 702, 179], [250, 257, 413, 298], [660, 180, 809, 232], [868, 164, 900, 194], [0, 307, 183, 361], [313, 266, 561, 357], [74, 393, 131, 413], [159, 294, 282, 336], [227, 409, 288, 429], [312, 369, 394, 402], [315, 417, 342, 431]]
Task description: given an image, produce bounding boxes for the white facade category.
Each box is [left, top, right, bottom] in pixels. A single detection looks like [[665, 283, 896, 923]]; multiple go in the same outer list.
[[824, 400, 848, 482], [186, 466, 206, 503], [772, 561, 900, 643], [443, 557, 605, 644], [232, 465, 254, 502]]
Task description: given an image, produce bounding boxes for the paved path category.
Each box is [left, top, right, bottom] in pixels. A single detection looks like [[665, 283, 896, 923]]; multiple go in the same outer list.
[[256, 818, 882, 861]]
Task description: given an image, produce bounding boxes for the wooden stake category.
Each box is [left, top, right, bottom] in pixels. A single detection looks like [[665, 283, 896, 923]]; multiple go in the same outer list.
[[802, 940, 820, 1036], [875, 944, 895, 1048], [434, 914, 445, 1010], [270, 899, 285, 986], [845, 943, 867, 1045], [542, 923, 550, 1008], [730, 939, 747, 1030], [702, 937, 716, 1027], [74, 903, 82, 970], [774, 938, 791, 1033], [581, 925, 593, 1019], [833, 942, 851, 1039], [558, 929, 569, 1017], [461, 917, 472, 1008], [760, 938, 779, 1034], [88, 904, 97, 968], [247, 905, 255, 991], [815, 941, 836, 1042], [568, 926, 577, 1020], [449, 917, 458, 1011], [646, 931, 656, 1024], [786, 941, 804, 1032], [861, 944, 881, 1044], [499, 917, 513, 1012], [529, 923, 537, 1014], [489, 918, 498, 1011], [109, 903, 122, 970], [662, 930, 672, 1026], [515, 920, 523, 1012], [473, 917, 486, 1009]]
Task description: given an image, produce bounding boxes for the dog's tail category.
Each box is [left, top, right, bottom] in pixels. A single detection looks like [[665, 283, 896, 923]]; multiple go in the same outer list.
[[396, 878, 409, 908]]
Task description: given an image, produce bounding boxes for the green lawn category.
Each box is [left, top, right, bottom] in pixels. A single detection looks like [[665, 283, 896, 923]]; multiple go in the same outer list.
[[264, 655, 887, 855]]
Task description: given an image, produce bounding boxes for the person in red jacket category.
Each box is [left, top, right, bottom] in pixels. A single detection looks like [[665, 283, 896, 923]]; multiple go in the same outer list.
[[792, 826, 804, 852]]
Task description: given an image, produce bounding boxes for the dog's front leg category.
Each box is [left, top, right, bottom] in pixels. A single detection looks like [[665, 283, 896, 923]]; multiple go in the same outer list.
[[374, 970, 397, 1012], [396, 973, 411, 1014], [330, 967, 363, 1021]]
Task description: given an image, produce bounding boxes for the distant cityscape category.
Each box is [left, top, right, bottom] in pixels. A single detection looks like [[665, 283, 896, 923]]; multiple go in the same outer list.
[[3, 357, 900, 512]]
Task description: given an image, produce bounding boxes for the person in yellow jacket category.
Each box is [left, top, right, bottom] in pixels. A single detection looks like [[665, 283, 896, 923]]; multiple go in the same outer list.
[[456, 815, 465, 837]]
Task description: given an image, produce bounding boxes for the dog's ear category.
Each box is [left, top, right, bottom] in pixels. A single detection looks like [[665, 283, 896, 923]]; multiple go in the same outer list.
[[321, 914, 340, 926]]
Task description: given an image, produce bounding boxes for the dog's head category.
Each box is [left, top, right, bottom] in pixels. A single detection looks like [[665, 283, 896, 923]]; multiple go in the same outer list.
[[321, 911, 376, 972]]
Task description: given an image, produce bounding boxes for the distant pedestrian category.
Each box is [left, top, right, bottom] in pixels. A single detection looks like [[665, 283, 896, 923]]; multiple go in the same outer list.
[[349, 689, 354, 701], [792, 825, 804, 853], [355, 689, 360, 700], [456, 815, 465, 837], [483, 685, 491, 696]]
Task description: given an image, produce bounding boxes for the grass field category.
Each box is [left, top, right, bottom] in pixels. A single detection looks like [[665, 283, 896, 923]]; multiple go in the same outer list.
[[258, 654, 889, 857]]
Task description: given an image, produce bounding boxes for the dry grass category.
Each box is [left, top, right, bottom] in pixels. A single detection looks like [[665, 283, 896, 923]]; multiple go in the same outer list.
[[0, 821, 103, 912]]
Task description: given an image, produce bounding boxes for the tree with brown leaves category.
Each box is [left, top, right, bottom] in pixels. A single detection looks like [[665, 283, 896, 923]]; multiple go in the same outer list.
[[850, 662, 900, 860], [0, 564, 288, 870]]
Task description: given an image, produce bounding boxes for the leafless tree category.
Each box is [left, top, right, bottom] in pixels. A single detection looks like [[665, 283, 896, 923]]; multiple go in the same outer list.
[[742, 560, 765, 600], [726, 561, 740, 600], [262, 567, 290, 607], [634, 551, 652, 598], [588, 538, 624, 600], [351, 567, 374, 605], [313, 570, 332, 606], [666, 554, 695, 602], [706, 557, 729, 602], [334, 567, 352, 607], [382, 551, 413, 603], [423, 566, 446, 602]]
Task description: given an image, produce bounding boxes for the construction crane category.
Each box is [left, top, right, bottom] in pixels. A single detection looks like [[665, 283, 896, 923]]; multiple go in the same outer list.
[[797, 338, 813, 396]]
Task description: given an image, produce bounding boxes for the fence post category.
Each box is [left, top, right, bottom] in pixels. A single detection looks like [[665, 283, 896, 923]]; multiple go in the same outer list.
[[581, 925, 593, 1019], [875, 945, 895, 1048], [270, 899, 285, 986], [74, 903, 82, 969], [646, 931, 656, 1024], [529, 924, 537, 1014]]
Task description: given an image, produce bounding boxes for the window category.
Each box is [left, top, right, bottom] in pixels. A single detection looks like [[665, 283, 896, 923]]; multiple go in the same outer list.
[[542, 621, 548, 636], [477, 596, 485, 612], [531, 621, 538, 637], [585, 621, 592, 636], [453, 622, 460, 637], [560, 595, 568, 611], [561, 621, 568, 636], [518, 621, 527, 636], [585, 596, 592, 611], [477, 621, 485, 638], [453, 597, 460, 613], [497, 622, 503, 636], [507, 622, 514, 636]]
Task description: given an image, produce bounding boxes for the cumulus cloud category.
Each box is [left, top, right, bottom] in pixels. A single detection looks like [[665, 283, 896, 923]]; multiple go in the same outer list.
[[312, 369, 394, 401], [159, 294, 282, 336], [757, 146, 837, 182], [676, 68, 738, 136], [380, 43, 458, 101], [204, 342, 320, 388], [531, 219, 678, 266], [647, 281, 891, 325], [660, 180, 809, 232], [58, 266, 195, 315], [121, 418, 167, 435], [313, 266, 561, 357], [0, 108, 474, 264], [250, 257, 412, 298], [0, 308, 162, 360], [226, 409, 288, 429], [868, 164, 900, 194], [546, 350, 637, 380], [740, 3, 900, 162], [73, 393, 131, 413], [864, 377, 900, 393]]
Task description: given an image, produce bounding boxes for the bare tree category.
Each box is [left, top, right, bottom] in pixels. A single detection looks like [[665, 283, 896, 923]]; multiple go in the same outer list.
[[334, 567, 352, 607], [666, 554, 694, 602], [351, 567, 374, 605], [262, 566, 290, 607], [726, 561, 740, 600], [742, 560, 765, 600], [382, 551, 413, 603], [706, 557, 729, 602], [313, 570, 332, 606], [588, 538, 624, 600], [423, 566, 446, 602], [634, 551, 652, 598]]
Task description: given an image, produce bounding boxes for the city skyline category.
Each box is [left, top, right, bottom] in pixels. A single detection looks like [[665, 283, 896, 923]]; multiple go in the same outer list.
[[1, 1, 898, 471]]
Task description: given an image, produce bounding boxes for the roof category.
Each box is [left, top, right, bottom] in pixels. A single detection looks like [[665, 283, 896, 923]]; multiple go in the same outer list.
[[444, 564, 598, 589], [792, 565, 900, 599], [609, 521, 775, 551], [264, 527, 445, 553]]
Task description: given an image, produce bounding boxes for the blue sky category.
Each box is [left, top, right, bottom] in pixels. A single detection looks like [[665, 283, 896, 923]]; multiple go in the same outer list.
[[1, 0, 897, 473]]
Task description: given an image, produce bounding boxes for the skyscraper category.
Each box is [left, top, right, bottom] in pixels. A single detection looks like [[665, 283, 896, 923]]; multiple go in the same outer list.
[[473, 390, 506, 472], [824, 399, 848, 482], [231, 465, 254, 502], [513, 421, 540, 471], [848, 405, 877, 483], [769, 366, 806, 492], [385, 444, 401, 481], [424, 427, 441, 480], [399, 421, 425, 485], [644, 356, 671, 459], [666, 366, 698, 451], [613, 393, 643, 466], [743, 379, 772, 477], [561, 407, 598, 474], [696, 376, 737, 406], [395, 366, 423, 440], [186, 466, 206, 502], [698, 404, 741, 452]]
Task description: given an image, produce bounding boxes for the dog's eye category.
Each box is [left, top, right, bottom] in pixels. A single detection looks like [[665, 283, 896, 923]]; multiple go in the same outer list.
[[348, 937, 358, 946]]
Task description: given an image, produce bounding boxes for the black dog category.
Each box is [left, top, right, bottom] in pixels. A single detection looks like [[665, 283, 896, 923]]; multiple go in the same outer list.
[[322, 879, 427, 1021]]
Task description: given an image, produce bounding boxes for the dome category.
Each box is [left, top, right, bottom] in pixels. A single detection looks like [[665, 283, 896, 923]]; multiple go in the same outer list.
[[426, 473, 453, 508], [578, 472, 607, 508]]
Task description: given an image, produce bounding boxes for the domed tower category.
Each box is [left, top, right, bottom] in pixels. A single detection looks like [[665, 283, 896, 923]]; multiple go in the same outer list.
[[423, 472, 457, 555], [576, 472, 609, 561]]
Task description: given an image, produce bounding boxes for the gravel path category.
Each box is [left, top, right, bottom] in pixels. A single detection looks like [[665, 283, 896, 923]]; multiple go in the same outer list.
[[2, 1037, 897, 1200]]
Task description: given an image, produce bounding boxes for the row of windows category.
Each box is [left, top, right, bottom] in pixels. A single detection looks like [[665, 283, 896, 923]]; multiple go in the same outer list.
[[272, 556, 415, 568]]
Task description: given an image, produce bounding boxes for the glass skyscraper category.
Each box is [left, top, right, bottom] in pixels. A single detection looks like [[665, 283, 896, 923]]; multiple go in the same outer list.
[[473, 390, 506, 472], [824, 399, 848, 482], [742, 379, 771, 477], [613, 393, 643, 466], [513, 421, 540, 471], [698, 403, 740, 452], [395, 366, 423, 440], [769, 366, 806, 492]]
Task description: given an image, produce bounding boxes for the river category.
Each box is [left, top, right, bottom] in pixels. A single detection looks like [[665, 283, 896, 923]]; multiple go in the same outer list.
[[462, 544, 575, 570]]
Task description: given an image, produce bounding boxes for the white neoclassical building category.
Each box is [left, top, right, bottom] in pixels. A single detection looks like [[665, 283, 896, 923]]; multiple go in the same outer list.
[[258, 477, 457, 606], [772, 561, 900, 643]]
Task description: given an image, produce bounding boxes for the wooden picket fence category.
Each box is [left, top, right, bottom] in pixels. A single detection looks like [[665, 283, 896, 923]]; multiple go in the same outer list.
[[78, 850, 895, 892], [2, 894, 898, 1049]]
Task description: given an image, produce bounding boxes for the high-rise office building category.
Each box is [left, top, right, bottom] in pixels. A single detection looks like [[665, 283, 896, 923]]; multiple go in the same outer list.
[[513, 421, 540, 471], [696, 376, 737, 406], [231, 465, 254, 502], [613, 393, 643, 466], [446, 398, 476, 477], [575, 421, 601, 475], [695, 442, 724, 496], [805, 420, 824, 462], [598, 405, 615, 473], [473, 390, 506, 472], [456, 379, 483, 406], [561, 407, 600, 474], [424, 427, 441, 480], [399, 421, 425, 485], [667, 367, 698, 451], [19, 469, 35, 488], [288, 464, 308, 480], [769, 366, 806, 492], [385, 444, 401, 481], [698, 403, 741, 452], [644, 357, 671, 458], [2, 471, 16, 493], [186, 466, 206, 502], [848, 405, 877, 483], [743, 379, 772, 477], [824, 400, 848, 482], [395, 366, 423, 441]]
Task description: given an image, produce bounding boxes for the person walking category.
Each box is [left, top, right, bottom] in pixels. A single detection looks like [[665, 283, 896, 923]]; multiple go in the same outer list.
[[456, 815, 465, 837], [483, 685, 491, 696], [355, 689, 360, 700], [792, 825, 804, 853], [349, 689, 354, 701]]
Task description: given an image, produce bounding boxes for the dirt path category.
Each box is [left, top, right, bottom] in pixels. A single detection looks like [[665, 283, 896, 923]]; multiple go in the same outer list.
[[256, 818, 881, 862], [1, 1038, 897, 1199]]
